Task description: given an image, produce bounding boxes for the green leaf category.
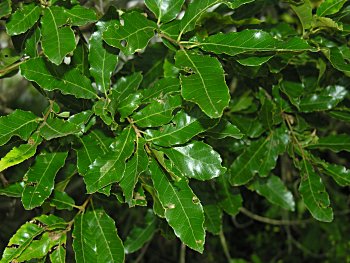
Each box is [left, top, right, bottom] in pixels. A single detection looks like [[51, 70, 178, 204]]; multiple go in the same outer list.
[[316, 0, 346, 17], [120, 139, 149, 206], [50, 191, 75, 210], [71, 41, 90, 76], [236, 55, 274, 66], [307, 134, 350, 152], [142, 77, 180, 102], [84, 127, 136, 193], [64, 5, 97, 26], [118, 92, 143, 119], [68, 110, 94, 133], [199, 30, 313, 56], [205, 119, 243, 139], [0, 182, 24, 197], [230, 127, 289, 185], [41, 7, 76, 65], [315, 158, 350, 186], [216, 174, 242, 216], [327, 47, 350, 75], [290, 0, 313, 32], [298, 161, 333, 222], [0, 109, 39, 146], [6, 4, 41, 36], [162, 141, 226, 181], [0, 133, 42, 173], [22, 152, 68, 210], [298, 85, 347, 112], [145, 109, 216, 146], [0, 0, 11, 18], [175, 50, 230, 118], [249, 175, 295, 211], [93, 99, 114, 125], [203, 204, 222, 235], [25, 26, 41, 58], [49, 233, 66, 263], [40, 118, 81, 140], [328, 110, 350, 122], [124, 210, 157, 254], [145, 0, 185, 23], [15, 232, 50, 262], [149, 160, 205, 253], [20, 58, 97, 99], [103, 11, 156, 55], [133, 94, 182, 127], [89, 25, 118, 95]]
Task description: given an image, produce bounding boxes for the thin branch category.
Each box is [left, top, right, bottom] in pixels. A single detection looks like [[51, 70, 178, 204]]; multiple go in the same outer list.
[[219, 230, 231, 262], [179, 243, 186, 263]]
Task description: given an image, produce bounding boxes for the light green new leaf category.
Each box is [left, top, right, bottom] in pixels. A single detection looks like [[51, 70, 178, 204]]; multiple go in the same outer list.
[[149, 160, 205, 252], [41, 7, 76, 65], [205, 119, 243, 139], [20, 58, 97, 99], [203, 204, 222, 235], [0, 0, 11, 18], [133, 95, 182, 127], [142, 77, 180, 102], [162, 141, 226, 181], [124, 210, 157, 254], [6, 3, 41, 36], [230, 128, 289, 185], [64, 5, 97, 26], [145, 0, 185, 23], [22, 152, 68, 210], [89, 26, 118, 95], [103, 11, 157, 55], [249, 175, 295, 211], [50, 191, 75, 210], [84, 127, 136, 193], [0, 133, 42, 173], [199, 30, 312, 56], [317, 0, 346, 17], [0, 182, 24, 197], [216, 174, 242, 216], [307, 134, 350, 152], [40, 118, 81, 140], [176, 50, 229, 118], [120, 139, 149, 205], [0, 109, 39, 146], [298, 161, 333, 222], [145, 109, 216, 146]]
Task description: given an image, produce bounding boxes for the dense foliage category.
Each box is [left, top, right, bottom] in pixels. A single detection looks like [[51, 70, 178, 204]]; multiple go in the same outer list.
[[1, 0, 350, 262]]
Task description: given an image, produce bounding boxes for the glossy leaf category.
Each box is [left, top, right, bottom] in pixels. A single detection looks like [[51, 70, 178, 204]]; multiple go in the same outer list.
[[40, 118, 81, 140], [84, 127, 136, 193], [103, 11, 157, 55], [249, 175, 295, 211], [162, 141, 226, 181], [124, 210, 157, 254], [133, 94, 182, 127], [119, 139, 149, 205], [0, 182, 24, 197], [118, 92, 143, 119], [93, 99, 114, 125], [49, 233, 66, 263], [145, 110, 216, 146], [64, 5, 97, 26], [41, 7, 76, 65], [15, 232, 50, 262], [22, 152, 68, 210], [199, 30, 313, 56], [0, 133, 42, 173], [0, 109, 39, 146], [145, 0, 185, 23], [149, 160, 205, 253], [24, 26, 41, 58], [298, 161, 333, 222], [89, 24, 118, 95], [50, 191, 75, 210], [20, 58, 97, 99], [6, 4, 41, 36], [317, 0, 346, 17], [217, 174, 242, 216], [307, 134, 350, 152], [142, 77, 180, 102], [205, 119, 243, 139], [175, 50, 230, 118]]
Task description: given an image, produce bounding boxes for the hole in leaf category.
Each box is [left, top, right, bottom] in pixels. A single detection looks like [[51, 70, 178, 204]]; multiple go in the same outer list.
[[120, 40, 128, 47]]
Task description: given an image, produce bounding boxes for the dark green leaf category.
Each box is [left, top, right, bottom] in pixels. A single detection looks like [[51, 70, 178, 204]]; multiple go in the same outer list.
[[217, 174, 242, 216], [203, 204, 222, 235], [0, 182, 24, 197], [93, 99, 114, 125], [290, 0, 313, 32], [118, 92, 143, 119], [175, 50, 230, 118], [64, 5, 97, 26], [49, 233, 66, 263], [0, 0, 11, 18], [103, 11, 156, 55], [149, 160, 205, 252], [205, 119, 243, 139], [40, 118, 81, 140], [15, 232, 50, 262], [142, 77, 180, 102], [249, 175, 295, 211], [162, 141, 226, 181], [50, 191, 75, 210], [124, 210, 157, 254], [25, 26, 41, 58], [0, 109, 39, 146], [22, 152, 68, 210], [6, 4, 41, 36], [145, 0, 185, 23], [20, 58, 98, 99], [315, 158, 350, 186], [298, 161, 333, 222], [307, 134, 350, 152]]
